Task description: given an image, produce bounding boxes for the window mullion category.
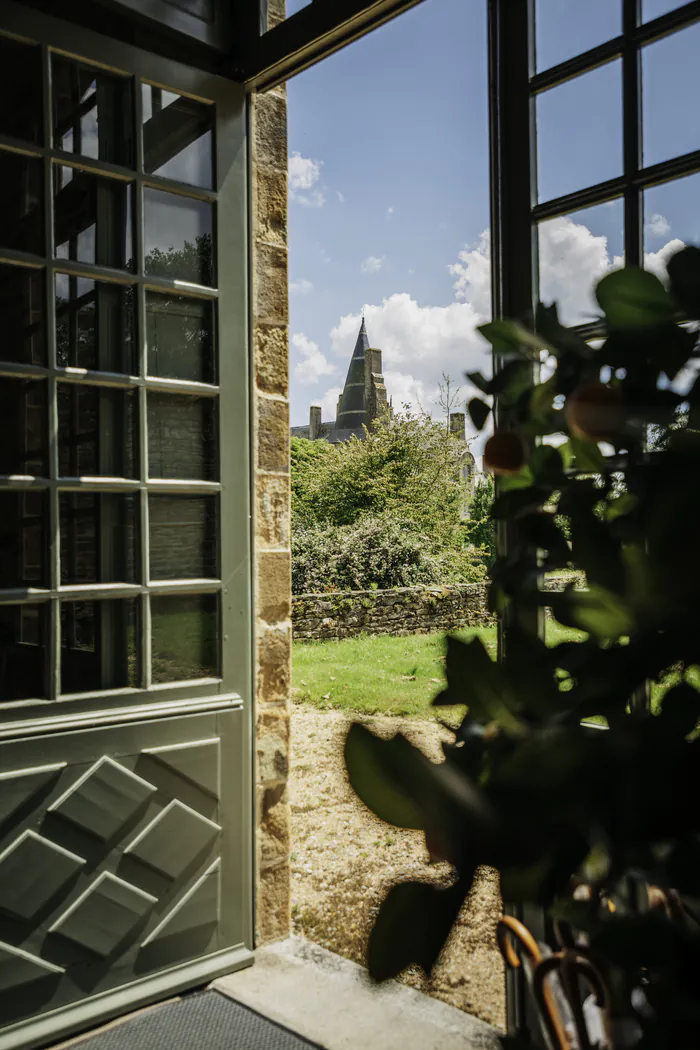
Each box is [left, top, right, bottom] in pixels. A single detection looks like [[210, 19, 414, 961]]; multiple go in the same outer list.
[[623, 0, 643, 267]]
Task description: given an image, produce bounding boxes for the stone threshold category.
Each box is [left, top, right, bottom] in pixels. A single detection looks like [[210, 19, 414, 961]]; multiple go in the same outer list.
[[214, 936, 502, 1050]]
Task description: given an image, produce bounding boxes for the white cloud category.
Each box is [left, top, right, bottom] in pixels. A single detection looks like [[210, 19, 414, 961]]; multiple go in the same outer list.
[[288, 152, 325, 207], [387, 206, 394, 218], [336, 190, 345, 203], [292, 332, 336, 385], [645, 213, 671, 239], [644, 238, 685, 283], [290, 278, 314, 296], [361, 255, 386, 274], [450, 229, 491, 319]]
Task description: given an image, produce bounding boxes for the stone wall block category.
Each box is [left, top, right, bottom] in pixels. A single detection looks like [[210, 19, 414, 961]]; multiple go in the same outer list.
[[255, 323, 289, 397], [256, 472, 290, 550], [256, 168, 288, 247], [255, 242, 288, 324], [257, 550, 292, 624], [257, 394, 289, 474], [253, 92, 288, 173], [256, 860, 290, 944], [257, 708, 290, 784], [257, 621, 291, 705]]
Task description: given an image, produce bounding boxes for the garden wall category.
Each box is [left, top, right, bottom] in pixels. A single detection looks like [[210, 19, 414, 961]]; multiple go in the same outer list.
[[293, 575, 583, 641]]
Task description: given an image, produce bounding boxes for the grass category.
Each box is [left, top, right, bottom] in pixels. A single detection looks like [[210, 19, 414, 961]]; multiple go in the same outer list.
[[293, 620, 585, 718]]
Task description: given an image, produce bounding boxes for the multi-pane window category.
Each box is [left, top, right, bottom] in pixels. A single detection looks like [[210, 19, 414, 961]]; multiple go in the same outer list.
[[0, 35, 222, 703]]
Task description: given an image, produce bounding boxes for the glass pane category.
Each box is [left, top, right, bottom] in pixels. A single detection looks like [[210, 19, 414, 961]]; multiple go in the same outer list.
[[56, 274, 136, 373], [147, 393, 217, 480], [149, 495, 217, 580], [144, 188, 214, 286], [52, 55, 134, 167], [0, 379, 48, 476], [642, 23, 700, 168], [0, 265, 45, 365], [146, 292, 215, 383], [0, 151, 44, 255], [536, 60, 622, 203], [54, 167, 134, 271], [538, 199, 624, 326], [0, 36, 42, 145], [60, 598, 139, 694], [60, 493, 137, 585], [0, 492, 47, 587], [142, 85, 213, 189], [58, 385, 137, 478], [535, 0, 621, 72], [643, 1, 685, 20], [0, 604, 47, 700], [644, 175, 700, 281], [151, 594, 219, 683]]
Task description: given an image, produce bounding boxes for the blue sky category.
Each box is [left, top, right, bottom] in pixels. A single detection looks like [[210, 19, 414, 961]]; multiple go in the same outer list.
[[284, 0, 700, 452]]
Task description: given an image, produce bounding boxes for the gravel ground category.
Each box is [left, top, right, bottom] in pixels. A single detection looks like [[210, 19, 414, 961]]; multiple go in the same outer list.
[[289, 705, 506, 1030]]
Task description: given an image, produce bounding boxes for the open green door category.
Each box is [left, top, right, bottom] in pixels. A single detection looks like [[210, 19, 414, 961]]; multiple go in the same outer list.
[[0, 3, 253, 1047]]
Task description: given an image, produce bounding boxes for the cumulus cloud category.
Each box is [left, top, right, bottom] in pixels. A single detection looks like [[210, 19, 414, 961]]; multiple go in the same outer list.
[[361, 255, 386, 274], [292, 332, 336, 385], [290, 278, 314, 296], [645, 213, 671, 239], [450, 229, 491, 319], [288, 152, 325, 207], [644, 238, 685, 283]]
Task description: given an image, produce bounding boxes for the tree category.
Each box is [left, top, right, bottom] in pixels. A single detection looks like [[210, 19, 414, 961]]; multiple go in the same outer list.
[[463, 473, 495, 563], [434, 371, 464, 432]]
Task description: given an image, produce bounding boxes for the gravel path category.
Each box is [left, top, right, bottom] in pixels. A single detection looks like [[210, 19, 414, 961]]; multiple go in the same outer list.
[[289, 705, 506, 1030]]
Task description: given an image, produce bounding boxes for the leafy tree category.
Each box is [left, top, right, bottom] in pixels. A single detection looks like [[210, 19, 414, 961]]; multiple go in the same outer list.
[[463, 473, 495, 563]]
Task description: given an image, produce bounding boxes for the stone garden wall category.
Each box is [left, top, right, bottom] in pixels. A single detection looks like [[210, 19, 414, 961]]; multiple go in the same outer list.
[[293, 575, 583, 641]]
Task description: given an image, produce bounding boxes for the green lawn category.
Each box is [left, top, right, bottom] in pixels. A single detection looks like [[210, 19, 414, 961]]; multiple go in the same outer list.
[[293, 621, 584, 718]]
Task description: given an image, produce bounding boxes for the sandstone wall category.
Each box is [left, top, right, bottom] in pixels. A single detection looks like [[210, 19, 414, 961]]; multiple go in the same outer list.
[[251, 4, 292, 947]]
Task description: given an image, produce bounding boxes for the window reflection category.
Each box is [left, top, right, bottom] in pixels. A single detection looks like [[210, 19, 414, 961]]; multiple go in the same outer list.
[[142, 85, 213, 189], [146, 292, 214, 383], [0, 36, 42, 145], [0, 604, 47, 700], [147, 392, 217, 480], [642, 23, 700, 168], [149, 495, 217, 580], [54, 167, 134, 271], [0, 379, 48, 476], [0, 492, 47, 588], [56, 274, 135, 373], [58, 385, 137, 478], [60, 493, 137, 585], [53, 56, 134, 167], [144, 188, 214, 286], [0, 265, 45, 366], [0, 151, 44, 256], [151, 594, 218, 683], [61, 598, 138, 694]]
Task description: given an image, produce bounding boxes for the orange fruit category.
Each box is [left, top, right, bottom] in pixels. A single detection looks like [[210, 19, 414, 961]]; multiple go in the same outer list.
[[566, 382, 625, 441], [484, 432, 527, 475]]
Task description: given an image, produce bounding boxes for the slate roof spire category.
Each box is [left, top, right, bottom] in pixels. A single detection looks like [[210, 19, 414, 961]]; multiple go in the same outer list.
[[329, 315, 372, 442]]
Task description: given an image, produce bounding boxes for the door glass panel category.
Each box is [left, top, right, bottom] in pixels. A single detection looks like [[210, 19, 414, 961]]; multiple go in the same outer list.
[[59, 493, 138, 584], [642, 23, 700, 167], [144, 187, 214, 286], [52, 55, 134, 167], [535, 0, 621, 72], [0, 35, 43, 145], [54, 167, 134, 271], [60, 598, 139, 693], [0, 379, 48, 476], [57, 385, 138, 478], [644, 174, 700, 277], [0, 492, 47, 587], [0, 264, 45, 365], [151, 593, 219, 683], [536, 61, 622, 202], [0, 151, 44, 255], [149, 495, 217, 580], [56, 274, 136, 373], [147, 393, 217, 480], [0, 604, 47, 700], [643, 1, 685, 19], [538, 199, 624, 326], [146, 291, 215, 382], [142, 85, 213, 189]]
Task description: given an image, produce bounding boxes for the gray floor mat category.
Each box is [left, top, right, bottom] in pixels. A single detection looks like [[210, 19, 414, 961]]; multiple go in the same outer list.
[[65, 990, 324, 1050]]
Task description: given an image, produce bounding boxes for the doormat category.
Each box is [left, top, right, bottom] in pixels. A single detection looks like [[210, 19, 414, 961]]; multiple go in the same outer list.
[[63, 990, 324, 1050]]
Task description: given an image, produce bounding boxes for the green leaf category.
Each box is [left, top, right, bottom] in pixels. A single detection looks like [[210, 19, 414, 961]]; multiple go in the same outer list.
[[560, 585, 634, 640], [434, 635, 523, 735], [603, 492, 638, 523], [667, 244, 700, 319], [568, 435, 605, 472], [595, 266, 675, 331], [530, 375, 556, 416], [466, 371, 492, 394], [530, 444, 565, 487], [344, 724, 424, 829], [659, 683, 700, 738], [468, 397, 491, 431], [477, 319, 552, 358]]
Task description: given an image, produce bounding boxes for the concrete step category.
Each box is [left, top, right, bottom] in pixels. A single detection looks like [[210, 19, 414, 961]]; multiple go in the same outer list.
[[214, 936, 502, 1050]]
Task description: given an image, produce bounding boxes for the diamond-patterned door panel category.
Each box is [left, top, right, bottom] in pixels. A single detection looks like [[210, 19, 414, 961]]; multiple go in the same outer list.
[[142, 859, 220, 947], [49, 873, 157, 957], [0, 764, 66, 830], [0, 831, 85, 921], [48, 757, 157, 840], [144, 738, 220, 798], [125, 800, 221, 879], [0, 940, 64, 992]]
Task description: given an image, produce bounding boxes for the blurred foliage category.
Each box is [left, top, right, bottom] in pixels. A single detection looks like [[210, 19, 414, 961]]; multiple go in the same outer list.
[[344, 247, 700, 1048]]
